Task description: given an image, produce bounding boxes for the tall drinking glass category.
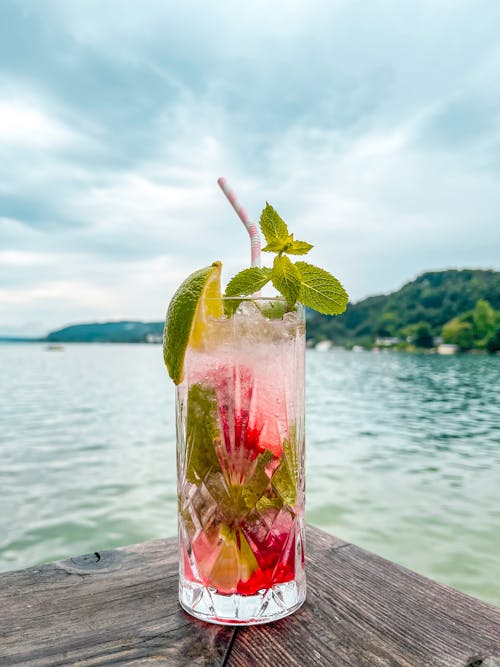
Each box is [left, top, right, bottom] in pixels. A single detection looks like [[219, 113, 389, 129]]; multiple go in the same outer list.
[[176, 297, 306, 625]]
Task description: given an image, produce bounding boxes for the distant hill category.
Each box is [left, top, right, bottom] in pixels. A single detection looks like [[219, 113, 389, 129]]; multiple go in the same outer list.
[[307, 269, 500, 345], [0, 336, 42, 342], [46, 321, 164, 343]]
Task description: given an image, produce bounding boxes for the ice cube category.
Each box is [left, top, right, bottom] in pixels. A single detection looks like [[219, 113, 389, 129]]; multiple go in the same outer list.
[[233, 301, 269, 341], [234, 300, 265, 319], [282, 311, 298, 325]]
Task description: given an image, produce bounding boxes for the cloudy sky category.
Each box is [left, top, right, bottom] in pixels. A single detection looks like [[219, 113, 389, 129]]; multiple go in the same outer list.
[[1, 0, 499, 336]]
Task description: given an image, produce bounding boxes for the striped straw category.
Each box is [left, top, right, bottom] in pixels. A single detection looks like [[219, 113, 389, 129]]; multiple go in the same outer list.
[[217, 177, 261, 268]]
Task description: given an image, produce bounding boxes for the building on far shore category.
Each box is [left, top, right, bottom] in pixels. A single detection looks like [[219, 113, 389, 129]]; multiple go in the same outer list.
[[146, 334, 163, 344], [375, 337, 400, 347], [437, 343, 459, 355]]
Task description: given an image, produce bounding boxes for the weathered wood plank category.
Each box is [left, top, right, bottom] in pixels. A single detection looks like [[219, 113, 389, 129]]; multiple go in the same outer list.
[[227, 525, 500, 667], [0, 539, 235, 666], [1, 526, 499, 666]]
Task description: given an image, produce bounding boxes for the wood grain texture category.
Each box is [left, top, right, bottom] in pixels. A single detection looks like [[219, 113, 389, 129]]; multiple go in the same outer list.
[[1, 526, 498, 666], [227, 525, 500, 667], [0, 539, 235, 666]]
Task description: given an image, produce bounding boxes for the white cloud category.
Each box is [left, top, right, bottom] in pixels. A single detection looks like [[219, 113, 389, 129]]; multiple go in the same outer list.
[[0, 99, 80, 149], [0, 251, 55, 266], [0, 280, 113, 307]]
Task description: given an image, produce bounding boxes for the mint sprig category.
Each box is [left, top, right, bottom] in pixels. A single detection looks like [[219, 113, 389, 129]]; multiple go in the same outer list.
[[224, 202, 348, 316]]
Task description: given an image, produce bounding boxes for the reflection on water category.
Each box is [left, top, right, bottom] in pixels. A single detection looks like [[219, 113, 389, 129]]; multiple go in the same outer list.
[[0, 344, 499, 605]]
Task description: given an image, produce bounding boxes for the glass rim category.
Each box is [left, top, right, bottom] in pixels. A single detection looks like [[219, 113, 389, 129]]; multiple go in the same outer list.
[[205, 296, 297, 302]]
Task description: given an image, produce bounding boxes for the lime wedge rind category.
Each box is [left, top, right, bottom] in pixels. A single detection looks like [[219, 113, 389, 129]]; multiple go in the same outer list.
[[163, 261, 222, 384]]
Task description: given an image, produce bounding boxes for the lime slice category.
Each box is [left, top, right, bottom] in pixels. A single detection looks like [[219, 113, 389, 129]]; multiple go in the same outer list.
[[163, 261, 223, 384], [208, 526, 259, 592]]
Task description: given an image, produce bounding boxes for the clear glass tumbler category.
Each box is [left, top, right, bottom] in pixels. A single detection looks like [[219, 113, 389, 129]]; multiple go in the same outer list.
[[176, 297, 306, 625]]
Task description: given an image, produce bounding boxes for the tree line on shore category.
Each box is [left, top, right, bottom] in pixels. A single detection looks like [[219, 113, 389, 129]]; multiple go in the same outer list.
[[395, 298, 500, 352], [307, 269, 500, 353]]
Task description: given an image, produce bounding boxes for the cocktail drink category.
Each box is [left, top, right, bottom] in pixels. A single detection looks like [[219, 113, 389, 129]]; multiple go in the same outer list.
[[177, 298, 306, 624], [163, 180, 347, 625]]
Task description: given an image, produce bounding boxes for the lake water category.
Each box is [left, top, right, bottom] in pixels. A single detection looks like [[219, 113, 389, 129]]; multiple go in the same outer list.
[[1, 344, 499, 606]]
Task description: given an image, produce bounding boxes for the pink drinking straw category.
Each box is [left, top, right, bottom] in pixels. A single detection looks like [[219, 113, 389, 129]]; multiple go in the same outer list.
[[217, 177, 261, 268]]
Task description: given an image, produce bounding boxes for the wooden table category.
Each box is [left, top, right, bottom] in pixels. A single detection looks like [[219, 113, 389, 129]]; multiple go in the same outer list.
[[1, 526, 499, 666]]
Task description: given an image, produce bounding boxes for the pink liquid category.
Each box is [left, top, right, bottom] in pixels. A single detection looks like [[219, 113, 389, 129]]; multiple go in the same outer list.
[[184, 516, 298, 595]]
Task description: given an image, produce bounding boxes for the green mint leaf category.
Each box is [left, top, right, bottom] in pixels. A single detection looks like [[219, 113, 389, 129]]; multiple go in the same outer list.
[[262, 239, 288, 253], [224, 267, 272, 316], [225, 267, 272, 297], [263, 234, 297, 254], [285, 240, 314, 255], [255, 496, 284, 512], [259, 202, 289, 245], [271, 431, 298, 506], [272, 255, 301, 304], [185, 383, 222, 484], [241, 449, 274, 509], [295, 261, 348, 315], [226, 201, 349, 315]]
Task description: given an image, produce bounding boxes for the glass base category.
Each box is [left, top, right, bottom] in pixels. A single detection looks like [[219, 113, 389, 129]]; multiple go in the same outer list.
[[179, 577, 306, 626]]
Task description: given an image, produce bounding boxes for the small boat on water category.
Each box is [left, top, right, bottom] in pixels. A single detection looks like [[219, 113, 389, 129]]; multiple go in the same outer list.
[[46, 344, 64, 351]]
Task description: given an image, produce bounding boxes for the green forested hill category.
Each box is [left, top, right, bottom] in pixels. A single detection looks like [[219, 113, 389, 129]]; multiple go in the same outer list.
[[46, 321, 164, 343], [307, 269, 500, 345]]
